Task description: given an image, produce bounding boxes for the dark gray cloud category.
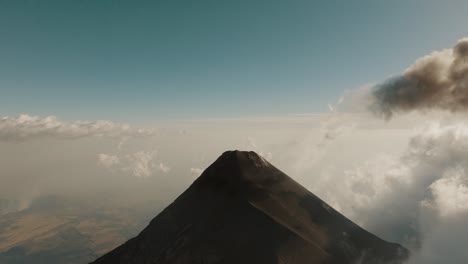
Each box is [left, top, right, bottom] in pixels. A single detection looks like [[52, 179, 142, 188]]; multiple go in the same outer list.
[[371, 38, 468, 119]]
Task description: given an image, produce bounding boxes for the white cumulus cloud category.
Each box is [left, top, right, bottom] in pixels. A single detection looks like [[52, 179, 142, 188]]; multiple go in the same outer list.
[[0, 114, 156, 141], [337, 122, 468, 263], [98, 150, 170, 178], [98, 153, 120, 169]]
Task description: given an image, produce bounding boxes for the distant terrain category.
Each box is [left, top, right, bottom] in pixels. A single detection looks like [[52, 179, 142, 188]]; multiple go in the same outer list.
[[0, 196, 156, 264]]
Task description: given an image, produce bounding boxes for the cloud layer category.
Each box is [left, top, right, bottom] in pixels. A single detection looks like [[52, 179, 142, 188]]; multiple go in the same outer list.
[[0, 114, 155, 141], [1, 113, 468, 263]]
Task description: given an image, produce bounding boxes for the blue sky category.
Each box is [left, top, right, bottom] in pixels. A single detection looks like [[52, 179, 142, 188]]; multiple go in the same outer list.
[[1, 0, 468, 122]]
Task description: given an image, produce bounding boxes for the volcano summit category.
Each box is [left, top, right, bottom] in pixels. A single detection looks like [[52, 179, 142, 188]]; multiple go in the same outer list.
[[91, 151, 408, 264]]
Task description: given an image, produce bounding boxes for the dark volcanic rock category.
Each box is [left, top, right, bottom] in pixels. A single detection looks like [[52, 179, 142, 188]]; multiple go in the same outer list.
[[91, 151, 409, 264]]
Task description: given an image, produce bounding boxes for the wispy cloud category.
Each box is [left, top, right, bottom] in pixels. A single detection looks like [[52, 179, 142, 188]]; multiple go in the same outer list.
[[0, 114, 156, 141], [98, 150, 170, 178]]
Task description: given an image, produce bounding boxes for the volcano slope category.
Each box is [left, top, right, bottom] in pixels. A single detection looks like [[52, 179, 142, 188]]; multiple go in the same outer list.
[[91, 150, 409, 264]]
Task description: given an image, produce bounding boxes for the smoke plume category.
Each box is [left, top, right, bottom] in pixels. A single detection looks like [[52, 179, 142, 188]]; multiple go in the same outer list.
[[371, 38, 468, 119]]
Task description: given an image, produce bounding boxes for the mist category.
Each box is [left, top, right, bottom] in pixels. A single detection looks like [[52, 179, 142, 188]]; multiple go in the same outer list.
[[2, 111, 468, 262]]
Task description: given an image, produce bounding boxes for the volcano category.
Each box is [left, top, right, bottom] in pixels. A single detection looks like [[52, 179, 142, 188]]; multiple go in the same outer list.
[[91, 151, 408, 264]]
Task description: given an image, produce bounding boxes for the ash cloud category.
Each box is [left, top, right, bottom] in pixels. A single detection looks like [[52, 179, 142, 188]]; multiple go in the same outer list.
[[371, 38, 468, 119]]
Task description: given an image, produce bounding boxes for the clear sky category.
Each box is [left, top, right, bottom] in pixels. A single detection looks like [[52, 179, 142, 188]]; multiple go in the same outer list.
[[1, 0, 468, 122]]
